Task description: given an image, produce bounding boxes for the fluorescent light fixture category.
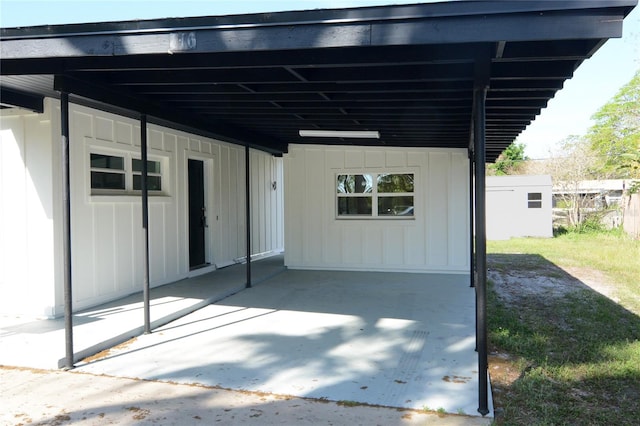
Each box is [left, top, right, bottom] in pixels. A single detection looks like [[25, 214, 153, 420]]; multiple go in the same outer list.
[[299, 130, 380, 139]]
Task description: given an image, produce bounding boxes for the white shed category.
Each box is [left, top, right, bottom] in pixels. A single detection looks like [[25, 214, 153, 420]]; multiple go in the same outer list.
[[486, 175, 553, 240]]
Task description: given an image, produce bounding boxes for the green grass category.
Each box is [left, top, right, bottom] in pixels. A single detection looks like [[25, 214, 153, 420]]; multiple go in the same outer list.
[[487, 230, 640, 426]]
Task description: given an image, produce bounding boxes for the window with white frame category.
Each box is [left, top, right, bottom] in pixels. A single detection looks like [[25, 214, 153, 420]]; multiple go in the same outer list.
[[337, 173, 414, 218], [90, 152, 164, 195]]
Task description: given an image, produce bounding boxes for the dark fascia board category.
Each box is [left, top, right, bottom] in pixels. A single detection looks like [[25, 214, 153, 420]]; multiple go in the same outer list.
[[0, 86, 44, 112], [1, 1, 637, 39], [0, 44, 484, 75], [1, 1, 636, 60]]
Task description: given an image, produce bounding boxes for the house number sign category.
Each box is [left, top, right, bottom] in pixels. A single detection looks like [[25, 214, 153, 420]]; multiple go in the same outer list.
[[169, 32, 197, 52]]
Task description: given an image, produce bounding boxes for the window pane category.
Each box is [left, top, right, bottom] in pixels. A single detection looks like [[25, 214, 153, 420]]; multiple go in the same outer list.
[[132, 159, 161, 174], [528, 192, 542, 201], [90, 154, 124, 170], [378, 196, 414, 216], [91, 171, 125, 189], [377, 174, 414, 193], [337, 174, 372, 194], [337, 197, 372, 215], [528, 201, 542, 209], [133, 175, 162, 191]]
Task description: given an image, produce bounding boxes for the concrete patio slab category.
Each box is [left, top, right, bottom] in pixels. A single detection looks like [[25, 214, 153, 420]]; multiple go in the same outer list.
[[76, 269, 492, 418], [0, 254, 285, 369]]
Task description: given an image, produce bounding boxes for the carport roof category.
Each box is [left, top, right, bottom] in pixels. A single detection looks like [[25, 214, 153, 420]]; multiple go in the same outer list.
[[0, 0, 637, 162]]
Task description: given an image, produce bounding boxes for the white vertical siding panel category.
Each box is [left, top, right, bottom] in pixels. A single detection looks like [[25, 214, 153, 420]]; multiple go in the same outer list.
[[275, 157, 285, 251], [0, 106, 64, 316], [249, 151, 257, 253], [365, 151, 385, 168], [383, 227, 404, 265], [0, 115, 30, 314], [175, 140, 188, 272], [269, 157, 277, 253], [303, 148, 324, 264], [407, 151, 425, 167], [342, 225, 363, 265], [326, 149, 344, 169], [148, 203, 166, 283], [386, 151, 406, 167], [258, 153, 267, 253], [237, 147, 247, 257], [363, 227, 383, 265], [114, 204, 135, 293], [115, 121, 133, 146], [250, 151, 260, 253], [427, 152, 450, 267], [324, 226, 343, 264], [163, 201, 179, 279], [164, 134, 176, 153], [405, 225, 424, 266], [93, 204, 116, 297], [94, 116, 114, 142], [0, 116, 27, 265], [416, 153, 429, 267], [284, 147, 304, 265], [264, 156, 273, 253], [345, 150, 364, 168], [206, 148, 218, 265], [449, 153, 469, 267], [202, 141, 212, 155], [218, 145, 231, 264], [131, 202, 143, 292], [149, 130, 163, 150], [265, 153, 279, 254], [70, 111, 96, 304], [25, 113, 57, 313], [230, 148, 241, 260]]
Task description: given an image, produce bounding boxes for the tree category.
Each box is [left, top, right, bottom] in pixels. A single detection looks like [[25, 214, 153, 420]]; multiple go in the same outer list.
[[487, 142, 528, 175], [587, 70, 640, 178], [535, 136, 602, 226]]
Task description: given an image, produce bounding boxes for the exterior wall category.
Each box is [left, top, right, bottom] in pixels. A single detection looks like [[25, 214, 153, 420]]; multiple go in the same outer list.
[[0, 100, 283, 317], [284, 144, 469, 273], [486, 175, 553, 240], [0, 101, 59, 317]]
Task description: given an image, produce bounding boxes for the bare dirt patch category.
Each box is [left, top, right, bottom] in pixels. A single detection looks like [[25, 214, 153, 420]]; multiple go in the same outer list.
[[488, 255, 621, 306], [561, 266, 620, 302]]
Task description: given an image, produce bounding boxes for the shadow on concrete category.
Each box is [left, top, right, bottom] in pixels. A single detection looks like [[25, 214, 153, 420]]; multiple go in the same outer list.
[[76, 268, 485, 417], [0, 255, 286, 369]]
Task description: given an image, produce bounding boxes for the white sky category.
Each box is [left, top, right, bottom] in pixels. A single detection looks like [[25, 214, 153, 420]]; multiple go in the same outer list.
[[1, 0, 639, 159]]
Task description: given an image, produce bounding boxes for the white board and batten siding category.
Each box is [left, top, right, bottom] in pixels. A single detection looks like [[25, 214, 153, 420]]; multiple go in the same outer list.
[[284, 144, 470, 274], [0, 100, 283, 317], [0, 102, 59, 317]]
